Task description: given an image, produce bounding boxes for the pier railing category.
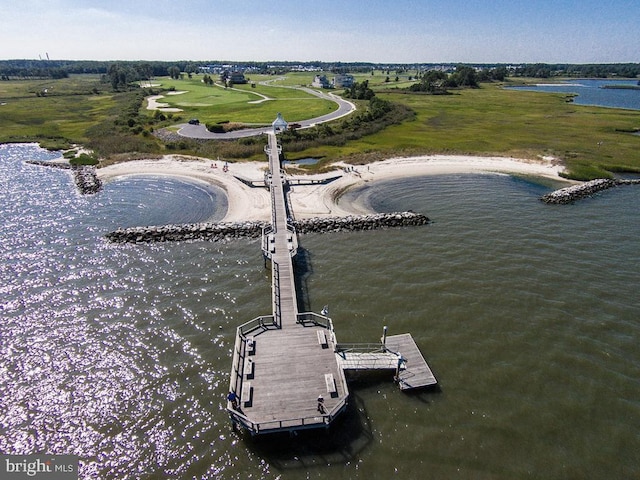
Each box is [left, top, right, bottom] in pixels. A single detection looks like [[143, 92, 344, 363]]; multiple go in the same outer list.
[[261, 225, 274, 259], [229, 314, 280, 416], [335, 342, 404, 371], [272, 262, 282, 327], [336, 342, 385, 353], [297, 312, 334, 330], [286, 224, 298, 257], [238, 315, 278, 338], [227, 396, 348, 435]]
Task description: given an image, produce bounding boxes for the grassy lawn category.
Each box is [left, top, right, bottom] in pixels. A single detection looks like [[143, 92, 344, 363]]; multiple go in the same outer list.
[[149, 75, 337, 124]]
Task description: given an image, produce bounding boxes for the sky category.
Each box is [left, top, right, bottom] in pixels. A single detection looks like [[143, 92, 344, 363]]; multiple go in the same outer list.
[[0, 0, 638, 64]]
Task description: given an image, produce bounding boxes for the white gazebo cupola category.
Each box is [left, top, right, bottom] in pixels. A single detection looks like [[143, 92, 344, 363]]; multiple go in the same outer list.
[[272, 112, 288, 133]]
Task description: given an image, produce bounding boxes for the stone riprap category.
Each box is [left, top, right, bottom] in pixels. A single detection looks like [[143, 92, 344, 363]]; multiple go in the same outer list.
[[105, 221, 266, 243], [105, 212, 430, 243], [72, 166, 102, 194], [295, 211, 430, 234], [26, 160, 102, 195], [541, 178, 640, 204]]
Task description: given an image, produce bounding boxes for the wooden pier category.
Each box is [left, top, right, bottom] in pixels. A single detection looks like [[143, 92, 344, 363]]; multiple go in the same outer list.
[[335, 334, 437, 390], [227, 127, 436, 435], [384, 334, 438, 390]]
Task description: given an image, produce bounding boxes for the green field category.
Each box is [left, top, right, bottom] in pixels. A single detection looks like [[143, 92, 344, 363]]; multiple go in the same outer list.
[[273, 73, 640, 179], [352, 84, 640, 179], [0, 75, 110, 147], [150, 76, 337, 124], [0, 72, 639, 179]]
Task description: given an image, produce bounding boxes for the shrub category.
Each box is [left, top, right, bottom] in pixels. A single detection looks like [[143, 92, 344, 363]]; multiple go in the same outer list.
[[69, 153, 99, 166]]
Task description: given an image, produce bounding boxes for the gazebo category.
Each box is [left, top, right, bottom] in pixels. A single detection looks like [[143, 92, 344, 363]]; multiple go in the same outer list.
[[272, 112, 288, 133]]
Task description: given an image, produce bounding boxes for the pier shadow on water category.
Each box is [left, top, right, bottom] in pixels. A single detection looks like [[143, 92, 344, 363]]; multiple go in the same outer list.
[[292, 246, 314, 313], [241, 368, 441, 472], [243, 393, 374, 471]]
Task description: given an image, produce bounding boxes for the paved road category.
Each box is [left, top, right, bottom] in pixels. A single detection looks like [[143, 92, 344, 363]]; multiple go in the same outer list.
[[176, 84, 356, 140]]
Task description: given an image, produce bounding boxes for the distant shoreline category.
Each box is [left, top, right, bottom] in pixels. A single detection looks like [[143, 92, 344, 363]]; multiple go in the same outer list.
[[600, 84, 640, 90]]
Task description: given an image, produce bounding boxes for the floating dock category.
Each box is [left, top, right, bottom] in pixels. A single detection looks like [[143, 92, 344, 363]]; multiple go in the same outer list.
[[227, 128, 436, 436], [384, 333, 438, 390]]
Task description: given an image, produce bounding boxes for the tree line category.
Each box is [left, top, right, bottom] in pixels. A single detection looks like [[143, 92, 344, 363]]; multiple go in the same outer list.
[[3, 59, 639, 82], [512, 63, 640, 79]]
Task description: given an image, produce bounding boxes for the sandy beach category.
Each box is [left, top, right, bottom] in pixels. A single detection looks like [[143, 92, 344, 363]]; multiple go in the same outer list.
[[97, 154, 568, 222]]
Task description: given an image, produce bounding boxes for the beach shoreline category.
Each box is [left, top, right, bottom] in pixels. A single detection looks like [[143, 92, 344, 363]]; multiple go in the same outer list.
[[97, 154, 569, 222]]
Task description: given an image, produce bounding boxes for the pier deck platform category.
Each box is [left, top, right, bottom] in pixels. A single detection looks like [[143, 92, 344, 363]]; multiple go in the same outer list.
[[229, 316, 348, 433], [385, 333, 437, 390]]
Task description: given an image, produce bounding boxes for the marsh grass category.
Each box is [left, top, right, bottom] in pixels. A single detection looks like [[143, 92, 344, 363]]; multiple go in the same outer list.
[[287, 82, 640, 178], [0, 75, 107, 146], [1, 74, 638, 179]]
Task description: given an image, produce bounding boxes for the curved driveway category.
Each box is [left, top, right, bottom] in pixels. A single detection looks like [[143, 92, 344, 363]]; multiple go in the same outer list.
[[176, 84, 356, 139]]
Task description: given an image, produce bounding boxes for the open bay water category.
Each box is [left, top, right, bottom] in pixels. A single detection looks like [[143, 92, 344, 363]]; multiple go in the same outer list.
[[506, 79, 640, 110], [1, 144, 639, 479]]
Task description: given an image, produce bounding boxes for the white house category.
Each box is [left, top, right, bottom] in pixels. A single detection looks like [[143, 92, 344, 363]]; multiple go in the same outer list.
[[333, 74, 355, 88], [312, 75, 332, 89]]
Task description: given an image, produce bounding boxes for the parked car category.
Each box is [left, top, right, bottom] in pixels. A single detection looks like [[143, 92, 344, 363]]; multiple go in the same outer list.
[[188, 118, 200, 125]]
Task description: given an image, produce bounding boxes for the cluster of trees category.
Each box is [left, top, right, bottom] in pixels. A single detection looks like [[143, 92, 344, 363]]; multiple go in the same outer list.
[[168, 66, 181, 80], [105, 63, 194, 90], [343, 80, 375, 100], [409, 66, 480, 93], [408, 65, 510, 94], [409, 70, 449, 94], [105, 63, 153, 90], [341, 80, 392, 120], [513, 63, 640, 78], [476, 66, 508, 82]]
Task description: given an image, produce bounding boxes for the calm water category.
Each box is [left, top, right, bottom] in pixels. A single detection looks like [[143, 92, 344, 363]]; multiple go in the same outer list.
[[1, 144, 639, 479], [507, 79, 640, 110]]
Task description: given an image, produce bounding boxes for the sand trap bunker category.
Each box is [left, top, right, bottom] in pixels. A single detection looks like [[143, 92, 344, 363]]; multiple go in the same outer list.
[[146, 94, 183, 112]]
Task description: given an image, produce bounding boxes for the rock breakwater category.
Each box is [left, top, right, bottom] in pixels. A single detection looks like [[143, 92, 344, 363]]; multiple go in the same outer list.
[[26, 160, 102, 195], [73, 166, 102, 194], [105, 211, 430, 243], [106, 221, 267, 243], [541, 178, 640, 204], [295, 211, 430, 234]]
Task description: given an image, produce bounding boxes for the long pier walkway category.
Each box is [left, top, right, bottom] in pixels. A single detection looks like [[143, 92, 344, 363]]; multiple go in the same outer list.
[[227, 128, 436, 436], [227, 133, 349, 435]]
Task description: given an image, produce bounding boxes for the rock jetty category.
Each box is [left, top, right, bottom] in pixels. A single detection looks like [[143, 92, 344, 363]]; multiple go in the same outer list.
[[71, 166, 102, 194], [295, 211, 430, 234], [106, 221, 267, 243], [105, 211, 430, 243], [25, 160, 102, 195], [541, 178, 640, 204]]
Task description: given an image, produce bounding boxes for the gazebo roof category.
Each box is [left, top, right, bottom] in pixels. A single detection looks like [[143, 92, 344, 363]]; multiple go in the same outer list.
[[272, 112, 288, 129]]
